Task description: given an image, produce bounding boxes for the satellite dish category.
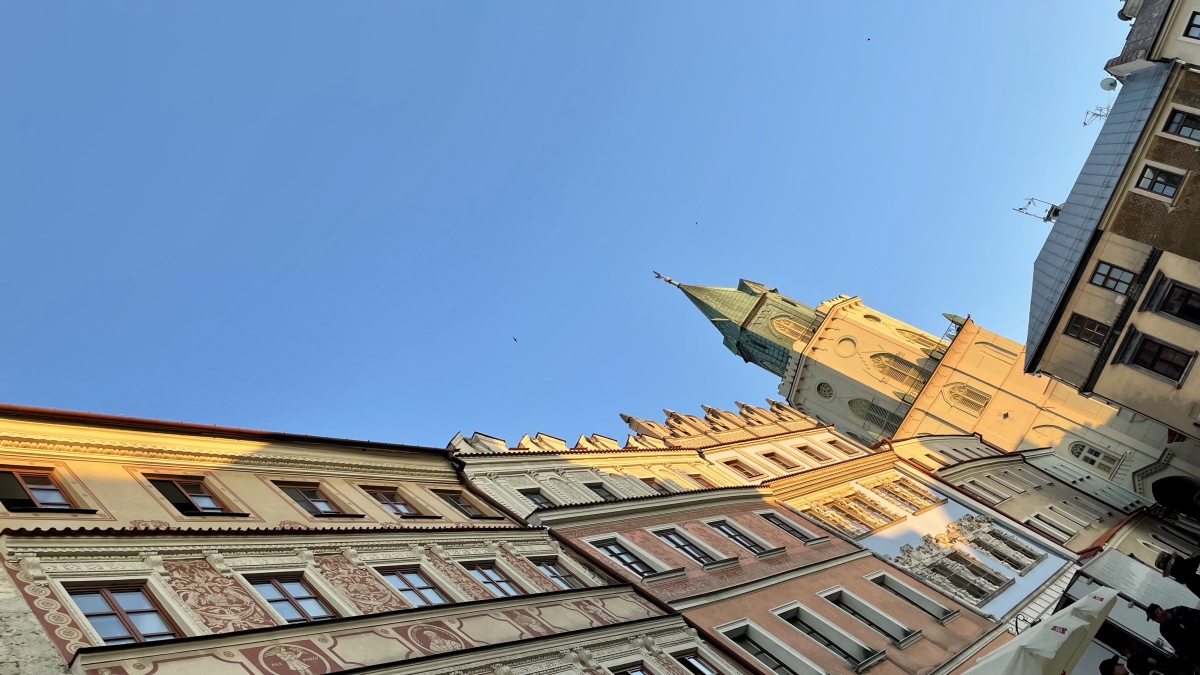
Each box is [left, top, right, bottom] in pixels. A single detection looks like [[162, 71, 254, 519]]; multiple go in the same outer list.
[[1101, 78, 1119, 91]]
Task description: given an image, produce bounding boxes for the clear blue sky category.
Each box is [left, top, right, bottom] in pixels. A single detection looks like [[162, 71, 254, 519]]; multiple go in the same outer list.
[[0, 2, 1130, 448]]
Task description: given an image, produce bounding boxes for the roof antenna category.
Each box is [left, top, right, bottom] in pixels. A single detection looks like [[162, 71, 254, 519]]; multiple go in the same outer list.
[[653, 271, 680, 287], [1084, 78, 1119, 126], [1012, 198, 1062, 222]]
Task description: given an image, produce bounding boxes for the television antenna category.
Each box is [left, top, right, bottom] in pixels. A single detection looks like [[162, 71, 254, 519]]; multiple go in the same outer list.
[[1084, 78, 1119, 126], [1013, 198, 1062, 222]]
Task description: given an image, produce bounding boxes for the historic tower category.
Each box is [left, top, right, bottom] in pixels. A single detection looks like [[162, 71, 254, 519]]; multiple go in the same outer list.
[[664, 276, 1187, 493]]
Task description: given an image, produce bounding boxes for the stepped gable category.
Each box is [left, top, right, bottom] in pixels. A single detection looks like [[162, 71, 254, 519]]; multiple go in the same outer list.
[[621, 398, 823, 448]]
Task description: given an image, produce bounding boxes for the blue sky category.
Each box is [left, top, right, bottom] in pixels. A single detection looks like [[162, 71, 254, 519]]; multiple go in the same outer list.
[[0, 2, 1130, 448]]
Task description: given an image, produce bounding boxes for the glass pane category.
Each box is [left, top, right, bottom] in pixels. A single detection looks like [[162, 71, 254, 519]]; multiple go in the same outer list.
[[425, 588, 448, 604], [312, 499, 337, 513], [402, 572, 427, 586], [399, 590, 427, 606], [270, 600, 303, 621], [297, 598, 331, 618], [280, 581, 309, 598], [112, 590, 153, 611], [30, 488, 68, 505], [19, 474, 55, 488], [70, 592, 112, 614], [253, 583, 284, 600], [145, 634, 175, 642], [89, 615, 132, 640], [128, 611, 171, 636]]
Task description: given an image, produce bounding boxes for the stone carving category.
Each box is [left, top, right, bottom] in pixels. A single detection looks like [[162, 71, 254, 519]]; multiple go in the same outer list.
[[946, 514, 1045, 573], [140, 553, 169, 578], [164, 559, 276, 633], [315, 553, 406, 614], [891, 529, 1014, 606], [129, 519, 172, 531], [859, 473, 943, 513]]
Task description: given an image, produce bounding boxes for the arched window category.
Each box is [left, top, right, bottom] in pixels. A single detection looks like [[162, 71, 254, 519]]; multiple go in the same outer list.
[[896, 329, 942, 350], [848, 398, 905, 435], [870, 354, 929, 387], [771, 317, 813, 342], [944, 383, 991, 416], [1068, 442, 1118, 473]]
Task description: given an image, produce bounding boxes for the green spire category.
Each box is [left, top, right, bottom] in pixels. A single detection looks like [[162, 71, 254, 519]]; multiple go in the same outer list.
[[662, 275, 823, 378]]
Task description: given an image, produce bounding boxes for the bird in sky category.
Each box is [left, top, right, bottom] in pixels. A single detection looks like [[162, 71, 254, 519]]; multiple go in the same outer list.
[[512, 337, 518, 342]]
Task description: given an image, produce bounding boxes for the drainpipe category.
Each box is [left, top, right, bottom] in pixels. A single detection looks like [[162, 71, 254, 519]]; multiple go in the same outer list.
[[451, 457, 772, 675]]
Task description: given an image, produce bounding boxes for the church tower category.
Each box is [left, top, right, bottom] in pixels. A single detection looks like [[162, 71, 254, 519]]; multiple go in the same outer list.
[[666, 276, 1184, 494]]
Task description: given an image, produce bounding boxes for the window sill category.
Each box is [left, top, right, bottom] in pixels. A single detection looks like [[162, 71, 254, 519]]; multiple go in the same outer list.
[[853, 650, 888, 674], [754, 547, 787, 560], [937, 609, 961, 625], [3, 507, 99, 515], [892, 630, 923, 649], [397, 514, 443, 520], [179, 511, 251, 518], [804, 537, 831, 547], [469, 515, 508, 521], [702, 557, 741, 571], [641, 568, 686, 585], [312, 513, 368, 519]]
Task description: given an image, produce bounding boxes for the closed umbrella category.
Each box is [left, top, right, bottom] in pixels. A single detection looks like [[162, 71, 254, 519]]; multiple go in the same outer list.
[[963, 586, 1119, 675]]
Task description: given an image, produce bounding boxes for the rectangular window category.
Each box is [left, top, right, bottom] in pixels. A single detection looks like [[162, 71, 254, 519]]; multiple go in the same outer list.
[[723, 460, 761, 479], [643, 478, 672, 495], [923, 453, 950, 467], [795, 445, 831, 463], [1187, 11, 1200, 39], [761, 452, 798, 470], [779, 609, 856, 666], [593, 539, 656, 577], [0, 471, 74, 511], [612, 667, 651, 675], [250, 576, 336, 623], [1165, 109, 1200, 139], [434, 491, 486, 518], [365, 487, 420, 516], [759, 512, 813, 542], [1089, 261, 1135, 294], [533, 559, 586, 590], [729, 632, 801, 675], [868, 573, 957, 622], [689, 474, 718, 489], [959, 479, 1010, 505], [277, 483, 342, 516], [464, 563, 524, 597], [519, 489, 554, 509], [656, 529, 716, 564], [677, 653, 721, 675], [1160, 283, 1200, 326], [1027, 513, 1078, 543], [1137, 165, 1184, 198], [1131, 336, 1193, 382], [379, 568, 449, 606], [708, 520, 765, 554], [586, 483, 618, 502], [1064, 313, 1109, 347], [823, 588, 916, 644], [68, 586, 179, 644], [150, 478, 230, 514]]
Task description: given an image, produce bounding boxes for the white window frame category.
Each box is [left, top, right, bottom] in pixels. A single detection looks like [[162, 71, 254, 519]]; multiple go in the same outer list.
[[1157, 102, 1200, 147], [771, 601, 885, 671], [958, 479, 1010, 505], [1047, 503, 1092, 528], [647, 524, 731, 568], [715, 617, 826, 675], [1130, 159, 1188, 204], [581, 533, 673, 578], [864, 571, 958, 624], [755, 509, 823, 544], [1026, 512, 1078, 543], [701, 517, 777, 556], [984, 473, 1026, 495], [819, 586, 920, 648]]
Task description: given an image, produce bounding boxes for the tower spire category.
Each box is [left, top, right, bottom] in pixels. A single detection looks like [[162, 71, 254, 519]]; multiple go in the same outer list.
[[652, 271, 680, 287]]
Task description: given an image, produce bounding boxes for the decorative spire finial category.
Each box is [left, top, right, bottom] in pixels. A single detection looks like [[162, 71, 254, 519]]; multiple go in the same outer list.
[[652, 271, 679, 287]]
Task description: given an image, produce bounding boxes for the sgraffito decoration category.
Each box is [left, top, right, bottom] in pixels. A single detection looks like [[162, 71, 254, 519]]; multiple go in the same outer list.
[[315, 554, 406, 614], [165, 559, 276, 633]]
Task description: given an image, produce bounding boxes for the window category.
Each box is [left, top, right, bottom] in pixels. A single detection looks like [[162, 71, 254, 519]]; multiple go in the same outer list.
[[464, 563, 524, 597], [250, 576, 336, 623], [923, 453, 950, 467], [1069, 442, 1117, 473], [519, 489, 554, 509], [656, 529, 717, 564], [944, 383, 992, 416], [729, 633, 800, 675], [643, 478, 672, 495], [1026, 513, 1077, 543], [434, 491, 486, 517], [0, 470, 74, 511], [1132, 336, 1194, 382], [869, 573, 957, 622], [779, 609, 856, 665], [586, 483, 618, 502], [150, 478, 231, 515], [1090, 261, 1136, 293], [959, 479, 1010, 505], [379, 568, 449, 606], [823, 588, 916, 644], [759, 512, 814, 542], [1063, 313, 1109, 347], [1186, 11, 1200, 39], [794, 445, 831, 463], [677, 653, 721, 675], [870, 353, 930, 387], [723, 460, 762, 479], [689, 474, 718, 489], [1137, 165, 1184, 198], [1160, 283, 1200, 326], [847, 398, 905, 436], [708, 520, 765, 554], [534, 559, 586, 590], [277, 483, 342, 516], [612, 667, 651, 675], [68, 586, 179, 644], [762, 452, 798, 470], [593, 539, 656, 577], [365, 487, 420, 516]]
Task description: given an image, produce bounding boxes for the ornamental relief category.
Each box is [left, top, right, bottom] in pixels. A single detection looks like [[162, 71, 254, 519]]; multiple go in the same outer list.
[[5, 559, 93, 656], [315, 553, 407, 614], [164, 559, 276, 633]]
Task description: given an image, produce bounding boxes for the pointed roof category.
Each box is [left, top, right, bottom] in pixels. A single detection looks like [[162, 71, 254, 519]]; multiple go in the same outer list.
[[678, 282, 762, 326]]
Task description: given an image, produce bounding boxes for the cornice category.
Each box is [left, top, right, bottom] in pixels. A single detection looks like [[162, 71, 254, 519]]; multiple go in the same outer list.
[[0, 429, 455, 479], [527, 486, 774, 528]]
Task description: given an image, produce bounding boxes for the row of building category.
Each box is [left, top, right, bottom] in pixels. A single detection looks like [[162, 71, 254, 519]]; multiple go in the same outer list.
[[0, 390, 1192, 675]]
